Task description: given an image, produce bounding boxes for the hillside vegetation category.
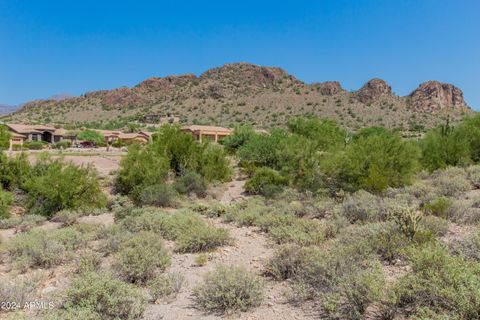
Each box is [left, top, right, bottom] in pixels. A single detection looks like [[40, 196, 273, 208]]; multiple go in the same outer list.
[[0, 117, 480, 319]]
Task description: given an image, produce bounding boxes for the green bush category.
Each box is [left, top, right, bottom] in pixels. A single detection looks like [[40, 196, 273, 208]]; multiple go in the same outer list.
[[53, 140, 72, 149], [266, 244, 316, 280], [174, 171, 207, 197], [114, 231, 170, 283], [0, 152, 31, 190], [77, 129, 105, 145], [423, 197, 453, 218], [0, 187, 13, 218], [287, 117, 346, 151], [391, 244, 480, 319], [25, 141, 45, 150], [419, 121, 471, 171], [0, 125, 11, 150], [136, 184, 178, 207], [24, 157, 107, 217], [114, 144, 170, 195], [324, 129, 420, 192], [244, 167, 287, 197], [222, 125, 255, 153], [148, 272, 185, 300], [193, 266, 264, 313], [199, 144, 232, 182], [63, 271, 147, 320]]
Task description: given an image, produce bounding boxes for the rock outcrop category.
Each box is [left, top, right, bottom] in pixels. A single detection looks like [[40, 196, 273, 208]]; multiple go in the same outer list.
[[355, 78, 394, 103], [409, 81, 470, 112], [314, 81, 344, 96]]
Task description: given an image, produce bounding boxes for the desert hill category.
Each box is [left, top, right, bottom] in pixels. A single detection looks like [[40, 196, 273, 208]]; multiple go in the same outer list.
[[4, 63, 472, 130]]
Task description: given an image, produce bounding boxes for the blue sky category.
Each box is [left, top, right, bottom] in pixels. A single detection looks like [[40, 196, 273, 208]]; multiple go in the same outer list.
[[1, 0, 479, 108]]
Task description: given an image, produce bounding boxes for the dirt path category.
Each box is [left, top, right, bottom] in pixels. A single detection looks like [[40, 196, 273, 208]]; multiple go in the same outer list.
[[220, 179, 246, 205]]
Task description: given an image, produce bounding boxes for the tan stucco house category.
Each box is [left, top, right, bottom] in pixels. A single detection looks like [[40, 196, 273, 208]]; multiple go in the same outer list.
[[181, 125, 232, 143]]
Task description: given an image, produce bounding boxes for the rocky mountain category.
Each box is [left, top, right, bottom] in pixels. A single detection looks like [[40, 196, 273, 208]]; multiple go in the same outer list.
[[3, 63, 473, 131]]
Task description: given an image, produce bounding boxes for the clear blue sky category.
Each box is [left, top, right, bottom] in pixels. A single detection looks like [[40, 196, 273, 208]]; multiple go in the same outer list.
[[1, 0, 479, 108]]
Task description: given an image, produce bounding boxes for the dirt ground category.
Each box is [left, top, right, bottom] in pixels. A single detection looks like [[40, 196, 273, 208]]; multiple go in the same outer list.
[[17, 150, 123, 177]]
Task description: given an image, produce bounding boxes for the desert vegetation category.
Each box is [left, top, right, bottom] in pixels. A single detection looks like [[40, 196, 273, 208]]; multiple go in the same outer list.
[[0, 117, 480, 319]]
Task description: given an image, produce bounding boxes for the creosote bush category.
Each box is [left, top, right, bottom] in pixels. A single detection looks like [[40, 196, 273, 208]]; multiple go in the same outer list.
[[136, 184, 178, 207], [114, 231, 170, 283], [63, 271, 147, 320], [193, 266, 264, 313], [148, 272, 185, 301]]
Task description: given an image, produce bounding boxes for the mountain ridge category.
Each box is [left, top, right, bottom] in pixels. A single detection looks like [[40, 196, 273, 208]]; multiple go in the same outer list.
[[4, 63, 473, 130]]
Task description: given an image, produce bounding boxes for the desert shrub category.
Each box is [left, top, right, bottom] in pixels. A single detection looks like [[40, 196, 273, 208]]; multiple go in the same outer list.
[[148, 272, 185, 300], [0, 275, 39, 311], [63, 271, 147, 320], [193, 266, 264, 313], [391, 244, 480, 319], [266, 244, 317, 280], [433, 167, 471, 197], [175, 223, 231, 253], [0, 152, 31, 190], [237, 129, 287, 169], [292, 239, 385, 319], [324, 129, 419, 193], [6, 228, 83, 270], [114, 144, 170, 195], [419, 215, 449, 237], [174, 171, 207, 197], [0, 214, 46, 232], [0, 125, 11, 149], [450, 230, 480, 261], [466, 165, 480, 188], [445, 199, 480, 224], [0, 187, 13, 218], [25, 141, 44, 150], [97, 225, 133, 255], [419, 121, 471, 171], [423, 197, 453, 218], [136, 184, 178, 207], [287, 117, 346, 151], [43, 307, 102, 320], [110, 195, 135, 221], [244, 167, 287, 197], [268, 218, 325, 246], [222, 125, 255, 153], [341, 190, 387, 223], [53, 140, 72, 149], [114, 231, 170, 283], [24, 158, 107, 217], [199, 144, 232, 182], [76, 249, 103, 274], [52, 209, 85, 226]]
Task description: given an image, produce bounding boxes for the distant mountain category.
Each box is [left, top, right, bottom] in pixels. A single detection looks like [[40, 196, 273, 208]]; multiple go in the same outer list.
[[3, 63, 473, 131], [0, 104, 21, 115]]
